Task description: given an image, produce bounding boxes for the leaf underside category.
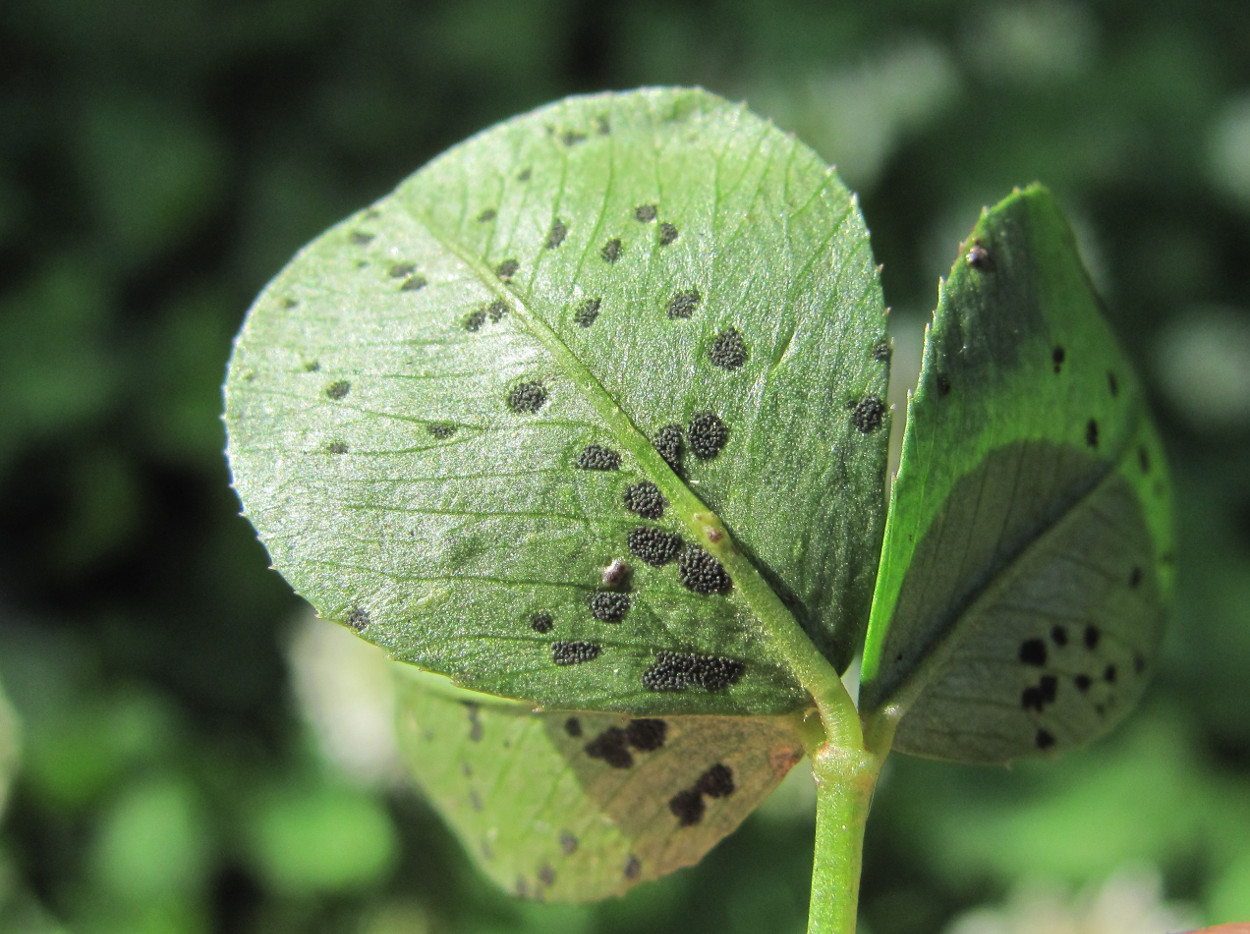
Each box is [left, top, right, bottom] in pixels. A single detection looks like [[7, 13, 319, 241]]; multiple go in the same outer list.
[[394, 667, 802, 902], [224, 88, 890, 716], [860, 186, 1174, 764]]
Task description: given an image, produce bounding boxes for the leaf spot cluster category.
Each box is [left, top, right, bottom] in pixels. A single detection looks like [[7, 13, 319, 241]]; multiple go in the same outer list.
[[709, 328, 748, 370], [667, 288, 701, 319], [669, 764, 736, 827], [506, 381, 548, 414], [589, 591, 630, 622], [688, 411, 728, 459], [326, 380, 351, 400], [495, 259, 519, 281], [574, 297, 601, 328], [635, 204, 658, 223], [552, 641, 602, 666], [601, 238, 622, 263], [623, 482, 666, 519], [642, 651, 743, 692], [583, 718, 668, 770], [677, 545, 732, 595], [427, 422, 456, 439], [345, 607, 370, 631], [545, 219, 568, 249], [849, 394, 886, 433], [659, 222, 679, 245], [574, 444, 620, 470], [627, 526, 682, 566], [653, 424, 684, 470], [529, 611, 554, 634]]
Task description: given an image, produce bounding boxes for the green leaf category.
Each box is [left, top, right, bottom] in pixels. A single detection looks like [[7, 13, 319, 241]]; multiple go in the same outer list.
[[393, 667, 803, 901], [860, 185, 1174, 763], [224, 88, 889, 715]]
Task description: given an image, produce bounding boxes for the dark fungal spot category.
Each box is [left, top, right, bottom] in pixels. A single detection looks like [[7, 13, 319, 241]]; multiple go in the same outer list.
[[709, 328, 748, 370], [477, 208, 496, 223], [1021, 686, 1043, 712], [400, 275, 428, 292], [1086, 419, 1099, 448], [585, 727, 633, 769], [628, 526, 682, 566], [1051, 625, 1069, 646], [517, 168, 531, 182], [346, 607, 370, 631], [1130, 565, 1143, 588], [659, 223, 679, 245], [1108, 371, 1120, 396], [463, 308, 488, 331], [1053, 346, 1066, 374], [389, 262, 416, 278], [559, 832, 578, 854], [305, 360, 320, 372], [507, 381, 548, 414], [427, 422, 456, 439], [697, 764, 735, 798], [464, 703, 482, 742], [595, 115, 610, 135], [874, 339, 892, 362], [539, 865, 556, 888], [1075, 673, 1093, 692], [487, 299, 509, 322], [642, 651, 744, 692], [688, 411, 728, 459], [1040, 675, 1058, 704], [326, 441, 348, 455], [653, 424, 684, 470], [545, 219, 568, 249], [282, 297, 298, 309], [601, 559, 631, 588], [552, 641, 602, 666], [936, 373, 952, 396], [679, 545, 732, 595], [623, 482, 666, 519], [635, 204, 658, 223], [625, 719, 667, 752], [589, 591, 630, 622], [1084, 625, 1101, 650], [575, 444, 620, 470], [667, 288, 701, 319], [350, 231, 374, 245], [966, 241, 994, 270], [574, 297, 601, 327], [1019, 638, 1047, 666], [623, 855, 641, 880], [669, 789, 704, 826], [530, 612, 554, 634], [601, 238, 621, 263], [1104, 664, 1117, 683], [564, 717, 582, 738], [326, 380, 351, 400], [1139, 446, 1151, 473], [495, 259, 519, 281], [561, 129, 587, 147], [851, 395, 887, 433], [1036, 729, 1056, 750]]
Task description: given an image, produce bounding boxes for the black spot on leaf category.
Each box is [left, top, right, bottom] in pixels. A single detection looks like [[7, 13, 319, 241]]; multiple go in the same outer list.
[[389, 262, 416, 278], [1086, 419, 1099, 448], [601, 239, 621, 263], [282, 297, 297, 309], [850, 395, 887, 433], [667, 288, 701, 319], [427, 422, 456, 438], [560, 832, 578, 854], [1053, 346, 1066, 374], [625, 718, 667, 751], [697, 764, 735, 798], [688, 411, 728, 459], [653, 424, 684, 470], [595, 115, 610, 135], [1040, 675, 1058, 703], [1130, 565, 1143, 588], [1104, 664, 1117, 683], [350, 231, 374, 245], [1051, 625, 1068, 646], [585, 727, 633, 768], [589, 592, 630, 622], [463, 308, 487, 331], [400, 275, 428, 292], [1075, 673, 1092, 692], [326, 380, 350, 400], [574, 298, 601, 328], [303, 361, 321, 372], [1084, 625, 1101, 650], [495, 259, 519, 281], [623, 855, 641, 880], [552, 641, 602, 666], [669, 789, 704, 826], [507, 381, 548, 413], [1021, 686, 1043, 712], [623, 482, 666, 519], [564, 717, 582, 738], [1036, 729, 1056, 750], [628, 526, 682, 566], [326, 441, 348, 454], [487, 299, 509, 321], [659, 223, 679, 245], [1019, 639, 1047, 666], [678, 546, 732, 595], [936, 373, 952, 396], [346, 607, 370, 631], [464, 703, 482, 742], [530, 612, 554, 634], [545, 219, 568, 249], [575, 444, 620, 470], [709, 328, 748, 370], [642, 651, 743, 692], [561, 129, 587, 147], [539, 865, 556, 887], [635, 204, 657, 222], [873, 339, 892, 362], [477, 208, 497, 222], [517, 168, 531, 182]]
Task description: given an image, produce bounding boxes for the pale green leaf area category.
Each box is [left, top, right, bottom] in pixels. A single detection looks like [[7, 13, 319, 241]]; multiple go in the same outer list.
[[393, 667, 803, 902], [225, 88, 890, 716], [860, 186, 1174, 763]]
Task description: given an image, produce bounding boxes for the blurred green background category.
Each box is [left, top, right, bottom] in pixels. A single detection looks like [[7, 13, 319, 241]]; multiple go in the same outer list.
[[3, 1, 1250, 932]]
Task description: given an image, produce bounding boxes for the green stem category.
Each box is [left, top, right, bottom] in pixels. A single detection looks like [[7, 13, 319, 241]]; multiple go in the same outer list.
[[805, 740, 886, 934]]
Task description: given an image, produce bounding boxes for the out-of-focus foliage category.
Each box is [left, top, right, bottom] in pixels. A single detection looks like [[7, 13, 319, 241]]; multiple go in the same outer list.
[[1, 1, 1249, 932]]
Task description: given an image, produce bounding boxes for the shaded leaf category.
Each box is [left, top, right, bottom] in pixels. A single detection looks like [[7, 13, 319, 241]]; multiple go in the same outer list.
[[860, 186, 1174, 763], [393, 668, 803, 901], [224, 88, 889, 716]]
